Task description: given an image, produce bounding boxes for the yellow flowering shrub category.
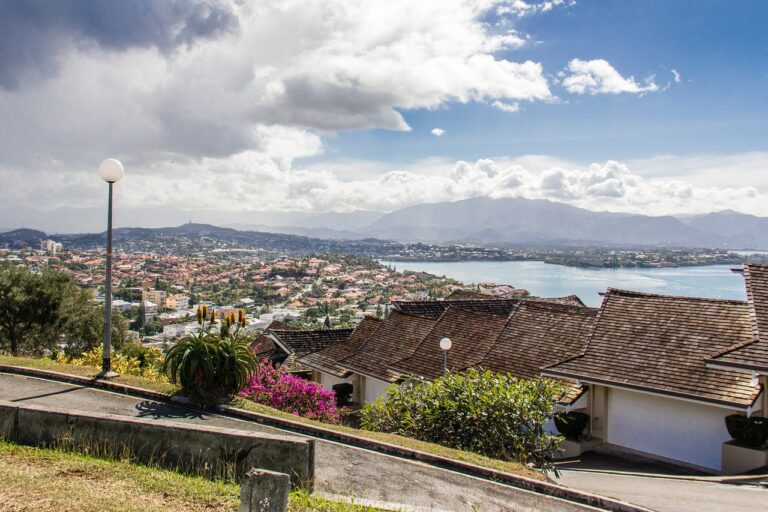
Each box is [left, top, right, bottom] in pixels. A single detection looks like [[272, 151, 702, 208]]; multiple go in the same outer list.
[[58, 346, 167, 382]]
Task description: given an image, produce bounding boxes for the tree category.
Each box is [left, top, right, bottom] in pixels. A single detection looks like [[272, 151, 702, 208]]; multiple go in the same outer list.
[[0, 266, 73, 355], [61, 288, 130, 356]]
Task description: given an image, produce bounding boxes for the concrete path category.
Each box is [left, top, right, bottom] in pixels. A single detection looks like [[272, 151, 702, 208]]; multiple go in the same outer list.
[[0, 373, 597, 512]]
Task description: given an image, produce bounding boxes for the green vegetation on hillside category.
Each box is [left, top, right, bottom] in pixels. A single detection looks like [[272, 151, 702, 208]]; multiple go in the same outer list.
[[0, 265, 129, 356]]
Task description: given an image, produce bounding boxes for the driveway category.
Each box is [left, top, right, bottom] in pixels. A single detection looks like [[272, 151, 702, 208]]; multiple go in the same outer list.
[[0, 373, 596, 512], [552, 450, 768, 512]]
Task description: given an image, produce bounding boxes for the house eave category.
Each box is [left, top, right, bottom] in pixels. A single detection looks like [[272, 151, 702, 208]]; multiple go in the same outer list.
[[541, 369, 755, 411], [705, 359, 768, 376]]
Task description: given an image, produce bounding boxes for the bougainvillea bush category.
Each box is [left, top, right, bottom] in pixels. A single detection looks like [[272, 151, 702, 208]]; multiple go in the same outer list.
[[239, 359, 341, 424]]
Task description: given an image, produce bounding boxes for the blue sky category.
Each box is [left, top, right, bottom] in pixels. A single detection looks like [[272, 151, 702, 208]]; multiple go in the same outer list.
[[318, 1, 768, 164], [1, 0, 767, 224]]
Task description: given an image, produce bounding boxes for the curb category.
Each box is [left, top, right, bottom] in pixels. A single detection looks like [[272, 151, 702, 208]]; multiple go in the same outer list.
[[1, 364, 652, 512]]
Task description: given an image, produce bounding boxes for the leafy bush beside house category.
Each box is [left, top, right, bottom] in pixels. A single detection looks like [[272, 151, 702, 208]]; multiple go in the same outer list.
[[239, 359, 341, 424], [360, 368, 565, 469]]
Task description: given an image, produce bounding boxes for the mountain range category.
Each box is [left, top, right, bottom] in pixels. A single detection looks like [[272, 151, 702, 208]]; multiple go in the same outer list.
[[2, 197, 768, 249]]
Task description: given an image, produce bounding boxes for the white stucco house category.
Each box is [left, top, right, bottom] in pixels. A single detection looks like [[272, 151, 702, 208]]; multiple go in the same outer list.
[[543, 287, 763, 472]]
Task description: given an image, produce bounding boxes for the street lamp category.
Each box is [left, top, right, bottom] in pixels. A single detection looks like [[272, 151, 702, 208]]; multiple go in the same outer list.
[[97, 158, 124, 378], [439, 337, 452, 374]]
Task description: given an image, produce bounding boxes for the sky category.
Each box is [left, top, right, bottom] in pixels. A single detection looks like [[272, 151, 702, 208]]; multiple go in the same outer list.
[[1, 0, 767, 227]]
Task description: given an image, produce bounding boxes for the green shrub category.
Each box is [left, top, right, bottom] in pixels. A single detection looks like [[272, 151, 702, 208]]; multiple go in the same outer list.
[[164, 309, 256, 404], [360, 368, 565, 469]]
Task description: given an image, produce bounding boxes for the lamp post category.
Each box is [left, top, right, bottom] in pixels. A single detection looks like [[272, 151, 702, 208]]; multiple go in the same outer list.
[[97, 158, 124, 378], [439, 337, 452, 374]]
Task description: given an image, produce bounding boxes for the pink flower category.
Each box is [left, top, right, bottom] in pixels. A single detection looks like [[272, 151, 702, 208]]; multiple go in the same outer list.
[[238, 358, 341, 424]]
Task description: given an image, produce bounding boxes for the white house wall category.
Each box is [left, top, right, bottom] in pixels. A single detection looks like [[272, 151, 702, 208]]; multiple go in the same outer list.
[[364, 376, 391, 403], [606, 388, 738, 471], [318, 372, 346, 392]]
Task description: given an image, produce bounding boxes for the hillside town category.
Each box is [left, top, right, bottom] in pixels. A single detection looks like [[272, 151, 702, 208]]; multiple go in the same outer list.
[[1, 244, 532, 343]]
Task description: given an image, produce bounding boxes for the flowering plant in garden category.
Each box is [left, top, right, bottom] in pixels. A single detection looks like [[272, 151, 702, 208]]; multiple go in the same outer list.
[[239, 359, 341, 424]]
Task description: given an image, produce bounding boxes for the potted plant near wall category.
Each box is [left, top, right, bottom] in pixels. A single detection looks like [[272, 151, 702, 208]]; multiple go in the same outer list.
[[554, 411, 590, 442], [725, 414, 768, 448]]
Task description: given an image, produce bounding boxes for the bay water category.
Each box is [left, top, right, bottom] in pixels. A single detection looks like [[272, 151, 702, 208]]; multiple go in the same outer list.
[[380, 260, 746, 307]]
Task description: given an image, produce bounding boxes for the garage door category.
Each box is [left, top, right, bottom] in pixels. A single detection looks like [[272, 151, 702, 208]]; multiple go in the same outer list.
[[607, 388, 734, 471]]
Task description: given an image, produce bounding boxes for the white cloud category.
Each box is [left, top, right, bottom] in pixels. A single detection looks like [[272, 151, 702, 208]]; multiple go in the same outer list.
[[561, 59, 660, 95], [0, 0, 556, 173], [431, 128, 446, 137], [3, 152, 767, 220], [491, 100, 521, 112], [498, 0, 576, 17], [671, 68, 681, 83]]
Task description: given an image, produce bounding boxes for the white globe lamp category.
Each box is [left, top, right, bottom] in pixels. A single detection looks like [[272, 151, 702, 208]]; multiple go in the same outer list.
[[98, 158, 124, 183]]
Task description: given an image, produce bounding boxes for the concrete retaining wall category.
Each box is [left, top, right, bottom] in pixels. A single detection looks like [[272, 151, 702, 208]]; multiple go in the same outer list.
[[0, 400, 313, 488]]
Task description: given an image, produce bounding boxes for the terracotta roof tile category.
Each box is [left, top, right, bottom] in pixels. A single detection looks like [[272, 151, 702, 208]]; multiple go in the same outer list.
[[543, 289, 759, 408], [339, 311, 437, 382], [392, 307, 510, 379], [298, 317, 383, 377]]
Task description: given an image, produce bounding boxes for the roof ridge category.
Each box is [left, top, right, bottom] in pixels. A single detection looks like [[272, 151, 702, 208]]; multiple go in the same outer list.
[[516, 300, 597, 314], [605, 287, 748, 305], [707, 337, 760, 361], [387, 308, 441, 321]]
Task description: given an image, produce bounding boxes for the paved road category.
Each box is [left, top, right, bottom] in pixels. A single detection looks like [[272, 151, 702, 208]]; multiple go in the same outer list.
[[552, 450, 767, 512], [0, 373, 594, 512]]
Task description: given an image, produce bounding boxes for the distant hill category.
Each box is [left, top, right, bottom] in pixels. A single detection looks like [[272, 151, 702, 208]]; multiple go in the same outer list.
[[0, 223, 400, 257], [3, 199, 768, 250], [360, 197, 768, 249], [676, 210, 768, 249]]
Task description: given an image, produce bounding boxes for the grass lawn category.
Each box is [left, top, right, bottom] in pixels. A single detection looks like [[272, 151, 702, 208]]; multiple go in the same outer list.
[[0, 440, 387, 512], [0, 355, 541, 481]]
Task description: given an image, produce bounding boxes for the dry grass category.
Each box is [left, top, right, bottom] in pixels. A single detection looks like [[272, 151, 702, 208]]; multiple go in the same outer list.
[[0, 440, 239, 512], [0, 441, 388, 512], [0, 355, 542, 481]]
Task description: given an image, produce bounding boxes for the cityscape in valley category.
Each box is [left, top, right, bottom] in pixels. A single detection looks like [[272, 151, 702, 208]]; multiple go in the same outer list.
[[2, 2, 768, 512]]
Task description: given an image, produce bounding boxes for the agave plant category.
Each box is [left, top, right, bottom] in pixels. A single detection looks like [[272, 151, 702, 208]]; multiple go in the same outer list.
[[164, 306, 256, 403]]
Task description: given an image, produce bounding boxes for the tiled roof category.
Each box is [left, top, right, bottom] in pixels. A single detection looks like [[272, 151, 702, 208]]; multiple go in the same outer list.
[[298, 317, 383, 378], [391, 299, 520, 320], [249, 320, 293, 357], [479, 301, 597, 379], [392, 296, 587, 320], [392, 307, 510, 379], [543, 289, 760, 408], [543, 294, 586, 307], [445, 290, 489, 301], [269, 328, 354, 359], [339, 311, 437, 382], [708, 264, 768, 373]]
